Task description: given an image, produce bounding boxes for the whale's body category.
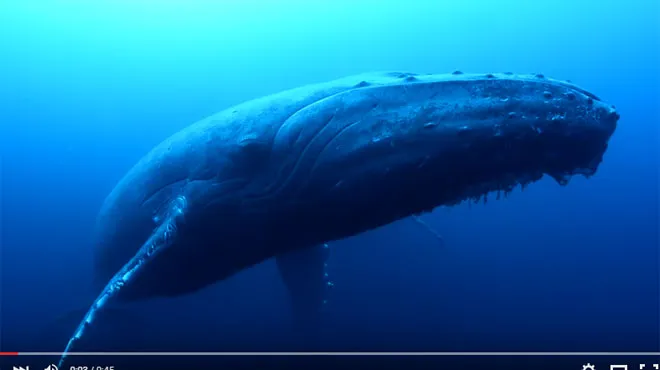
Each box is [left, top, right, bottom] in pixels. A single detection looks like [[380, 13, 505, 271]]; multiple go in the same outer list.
[[61, 71, 618, 363]]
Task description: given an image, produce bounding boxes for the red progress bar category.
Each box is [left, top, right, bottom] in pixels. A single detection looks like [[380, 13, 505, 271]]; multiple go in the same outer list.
[[0, 352, 19, 356]]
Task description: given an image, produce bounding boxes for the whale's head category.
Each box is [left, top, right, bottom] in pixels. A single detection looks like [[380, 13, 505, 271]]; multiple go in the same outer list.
[[296, 71, 618, 218], [422, 72, 618, 189]]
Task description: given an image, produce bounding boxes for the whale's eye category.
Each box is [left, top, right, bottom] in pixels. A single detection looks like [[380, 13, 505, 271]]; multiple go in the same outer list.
[[234, 134, 271, 169]]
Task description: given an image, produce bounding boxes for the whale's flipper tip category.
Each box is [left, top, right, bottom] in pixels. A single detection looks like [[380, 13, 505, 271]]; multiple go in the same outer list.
[[276, 243, 331, 349], [43, 306, 153, 352]]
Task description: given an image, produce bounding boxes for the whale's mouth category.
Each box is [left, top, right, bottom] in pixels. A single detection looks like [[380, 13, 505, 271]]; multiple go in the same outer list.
[[447, 167, 593, 206], [452, 171, 543, 205], [432, 88, 619, 207], [423, 105, 618, 208], [436, 129, 615, 207]]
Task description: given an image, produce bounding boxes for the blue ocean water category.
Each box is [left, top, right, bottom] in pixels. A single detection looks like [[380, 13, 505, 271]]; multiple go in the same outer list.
[[1, 0, 658, 357]]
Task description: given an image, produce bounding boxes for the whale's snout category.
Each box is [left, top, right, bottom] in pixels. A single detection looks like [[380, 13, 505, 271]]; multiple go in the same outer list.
[[597, 102, 619, 138], [529, 81, 619, 184]]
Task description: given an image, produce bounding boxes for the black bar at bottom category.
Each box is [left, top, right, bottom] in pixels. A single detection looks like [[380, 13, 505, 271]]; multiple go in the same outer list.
[[2, 355, 660, 370]]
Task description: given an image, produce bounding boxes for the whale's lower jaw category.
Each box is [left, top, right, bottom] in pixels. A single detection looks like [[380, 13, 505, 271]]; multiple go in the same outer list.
[[301, 129, 610, 223]]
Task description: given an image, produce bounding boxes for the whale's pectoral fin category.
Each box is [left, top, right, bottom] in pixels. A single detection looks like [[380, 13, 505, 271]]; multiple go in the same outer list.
[[58, 196, 188, 369], [410, 215, 445, 247], [275, 243, 331, 349]]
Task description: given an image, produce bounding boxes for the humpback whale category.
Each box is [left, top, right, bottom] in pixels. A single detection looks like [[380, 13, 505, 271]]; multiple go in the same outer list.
[[59, 71, 618, 366]]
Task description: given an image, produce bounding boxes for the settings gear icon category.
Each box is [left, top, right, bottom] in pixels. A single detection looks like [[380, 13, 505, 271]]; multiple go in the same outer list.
[[583, 363, 596, 370]]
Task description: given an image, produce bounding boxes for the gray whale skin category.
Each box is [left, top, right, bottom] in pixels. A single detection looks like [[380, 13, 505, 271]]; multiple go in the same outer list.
[[59, 71, 619, 363]]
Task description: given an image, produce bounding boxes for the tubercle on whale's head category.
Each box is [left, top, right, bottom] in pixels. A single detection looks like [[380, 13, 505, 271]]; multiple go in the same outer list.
[[316, 71, 619, 208]]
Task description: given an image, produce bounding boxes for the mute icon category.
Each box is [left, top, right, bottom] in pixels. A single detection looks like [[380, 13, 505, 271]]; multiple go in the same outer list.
[[44, 365, 58, 370]]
